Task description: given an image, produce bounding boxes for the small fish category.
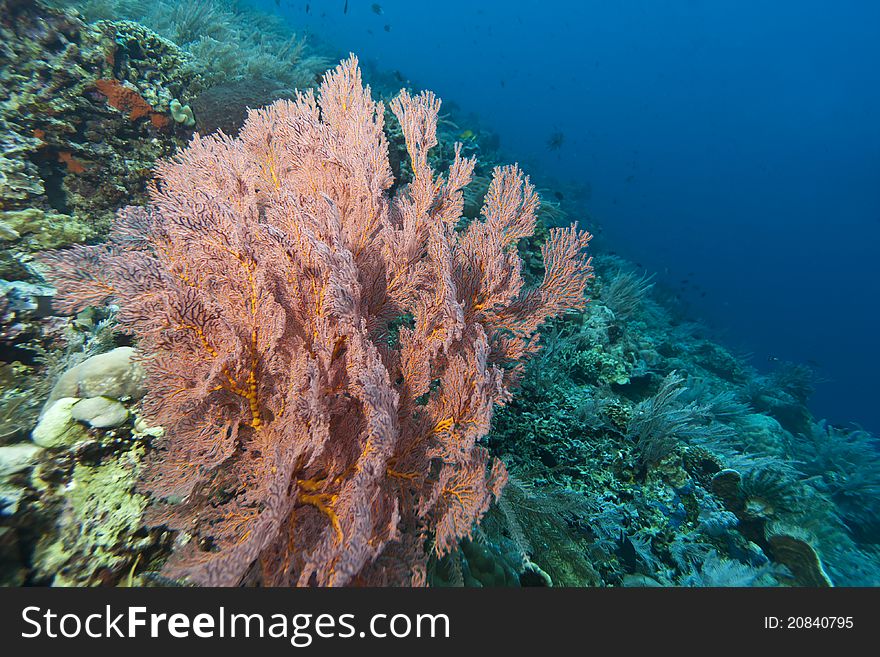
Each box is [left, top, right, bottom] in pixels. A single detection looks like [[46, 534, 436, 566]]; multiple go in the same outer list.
[[554, 191, 565, 201], [500, 79, 506, 88], [767, 355, 780, 362], [305, 3, 310, 13], [459, 129, 475, 140], [384, 24, 391, 32], [372, 3, 383, 14], [546, 130, 565, 151], [344, 0, 348, 14]]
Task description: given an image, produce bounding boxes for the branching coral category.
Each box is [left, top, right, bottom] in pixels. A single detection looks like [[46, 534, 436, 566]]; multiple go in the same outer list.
[[789, 421, 880, 533], [39, 57, 593, 586], [600, 268, 655, 322], [52, 0, 329, 89], [626, 372, 735, 467]]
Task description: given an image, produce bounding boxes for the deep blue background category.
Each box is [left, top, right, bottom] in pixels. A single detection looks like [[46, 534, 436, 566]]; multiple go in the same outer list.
[[254, 0, 880, 434]]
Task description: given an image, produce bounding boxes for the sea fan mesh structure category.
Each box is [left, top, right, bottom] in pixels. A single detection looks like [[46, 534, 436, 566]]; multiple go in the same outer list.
[[39, 56, 593, 586]]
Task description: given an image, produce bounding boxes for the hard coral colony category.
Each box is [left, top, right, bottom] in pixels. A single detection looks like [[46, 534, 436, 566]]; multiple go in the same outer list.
[[40, 57, 594, 586]]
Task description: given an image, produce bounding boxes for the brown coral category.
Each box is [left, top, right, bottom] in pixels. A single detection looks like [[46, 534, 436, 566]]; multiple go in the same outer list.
[[57, 150, 89, 174], [94, 78, 168, 128]]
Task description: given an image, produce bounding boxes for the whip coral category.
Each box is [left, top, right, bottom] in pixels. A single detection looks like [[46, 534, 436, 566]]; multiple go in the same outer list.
[[40, 56, 593, 586]]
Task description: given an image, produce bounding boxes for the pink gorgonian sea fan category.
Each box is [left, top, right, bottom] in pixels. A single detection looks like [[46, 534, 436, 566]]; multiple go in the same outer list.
[[39, 56, 593, 586]]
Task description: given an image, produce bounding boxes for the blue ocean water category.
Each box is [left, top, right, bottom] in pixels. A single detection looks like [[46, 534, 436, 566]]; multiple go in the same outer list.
[[263, 0, 880, 434]]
